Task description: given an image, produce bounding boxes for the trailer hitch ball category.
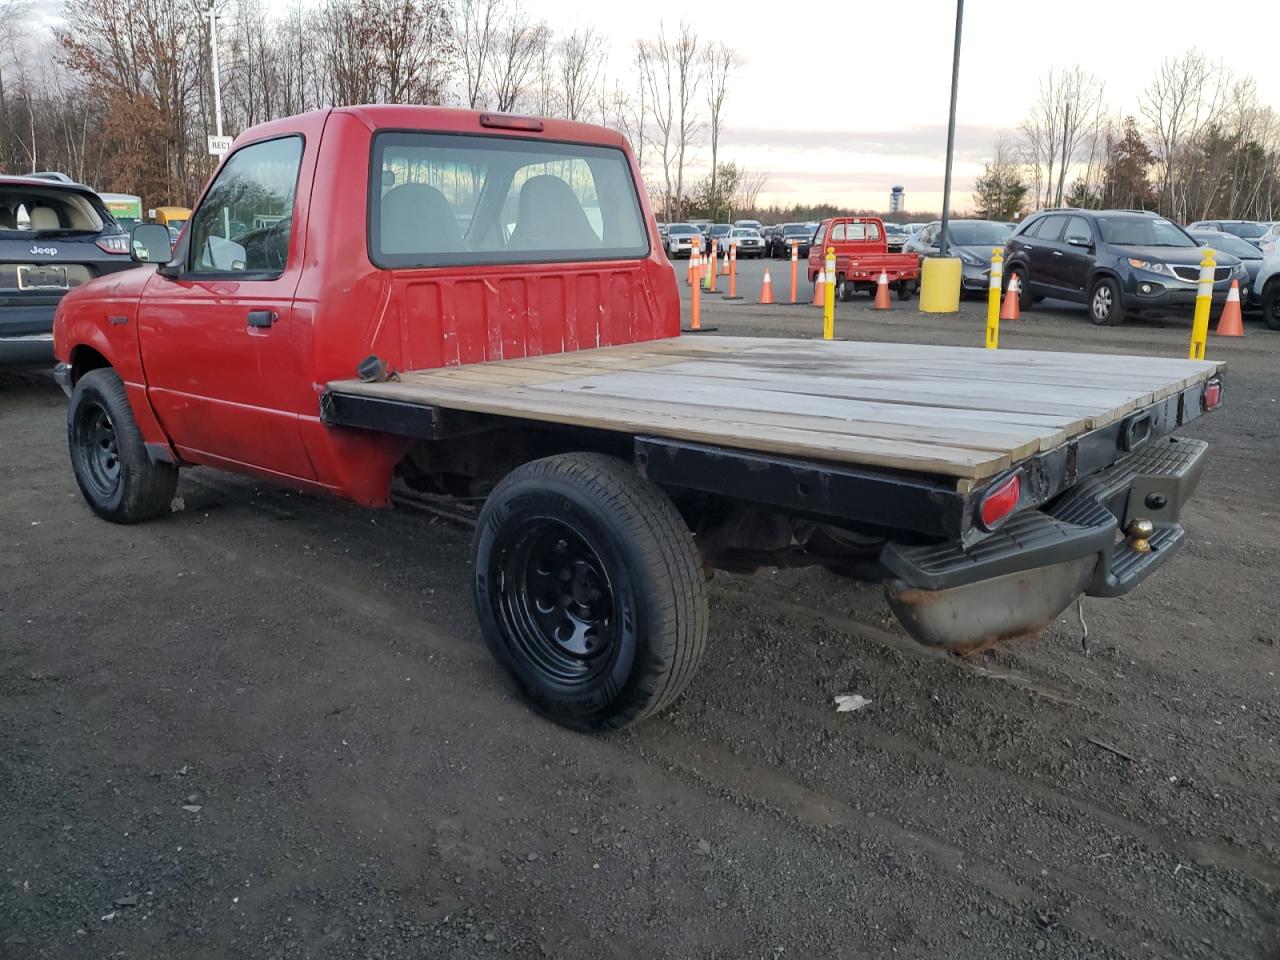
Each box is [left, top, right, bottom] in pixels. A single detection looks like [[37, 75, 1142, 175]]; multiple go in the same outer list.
[[1127, 518, 1154, 553]]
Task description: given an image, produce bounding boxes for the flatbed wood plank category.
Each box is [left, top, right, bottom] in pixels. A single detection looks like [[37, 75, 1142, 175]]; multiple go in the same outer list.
[[339, 377, 1009, 477], [331, 336, 1221, 479]]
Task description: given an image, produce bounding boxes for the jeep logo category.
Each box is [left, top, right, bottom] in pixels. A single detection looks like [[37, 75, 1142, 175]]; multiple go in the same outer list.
[[30, 245, 57, 256]]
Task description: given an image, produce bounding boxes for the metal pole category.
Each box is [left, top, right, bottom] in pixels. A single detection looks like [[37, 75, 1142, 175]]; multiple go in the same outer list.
[[938, 0, 963, 258], [209, 5, 224, 138]]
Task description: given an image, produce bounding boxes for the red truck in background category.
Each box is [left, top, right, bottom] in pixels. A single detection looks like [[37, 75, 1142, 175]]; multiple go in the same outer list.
[[807, 216, 920, 301], [50, 106, 1223, 732]]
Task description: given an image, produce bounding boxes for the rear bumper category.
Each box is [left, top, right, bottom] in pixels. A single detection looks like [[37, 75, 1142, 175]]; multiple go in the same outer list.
[[0, 332, 54, 367], [882, 436, 1209, 651]]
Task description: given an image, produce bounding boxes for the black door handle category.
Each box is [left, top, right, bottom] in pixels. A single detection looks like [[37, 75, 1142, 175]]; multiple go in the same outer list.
[[247, 309, 276, 328]]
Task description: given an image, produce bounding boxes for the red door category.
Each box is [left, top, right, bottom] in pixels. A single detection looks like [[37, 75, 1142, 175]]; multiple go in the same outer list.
[[138, 130, 320, 482]]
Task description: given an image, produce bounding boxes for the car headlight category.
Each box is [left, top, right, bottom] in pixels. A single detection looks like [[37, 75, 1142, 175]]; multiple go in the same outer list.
[[958, 250, 983, 266], [1127, 258, 1175, 276], [1233, 262, 1246, 276]]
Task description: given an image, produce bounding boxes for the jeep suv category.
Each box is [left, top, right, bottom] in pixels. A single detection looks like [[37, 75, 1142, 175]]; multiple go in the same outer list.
[[1003, 209, 1247, 326], [1, 176, 137, 365]]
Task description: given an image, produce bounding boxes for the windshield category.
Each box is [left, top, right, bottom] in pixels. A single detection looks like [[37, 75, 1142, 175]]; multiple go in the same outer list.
[[1192, 232, 1259, 259], [668, 224, 697, 235], [710, 225, 731, 235], [1223, 222, 1266, 240], [1096, 216, 1195, 247], [948, 222, 1011, 246], [731, 228, 759, 238], [782, 225, 811, 236]]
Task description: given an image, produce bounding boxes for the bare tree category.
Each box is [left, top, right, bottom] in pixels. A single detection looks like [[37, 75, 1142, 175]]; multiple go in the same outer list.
[[455, 0, 502, 109], [558, 27, 602, 122], [637, 35, 673, 218], [1019, 66, 1104, 208], [734, 167, 767, 215], [702, 41, 738, 224], [485, 3, 547, 112], [670, 23, 699, 218], [1140, 49, 1229, 221]]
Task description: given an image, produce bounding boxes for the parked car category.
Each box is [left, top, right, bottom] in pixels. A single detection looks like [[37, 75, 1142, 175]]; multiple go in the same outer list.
[[1186, 219, 1270, 249], [807, 216, 920, 300], [905, 220, 1013, 296], [1004, 209, 1247, 325], [734, 219, 762, 232], [1, 175, 137, 365], [26, 171, 76, 184], [728, 226, 765, 258], [1189, 229, 1264, 309], [664, 222, 701, 258], [882, 222, 910, 252], [1258, 223, 1280, 257], [707, 223, 732, 249], [768, 222, 814, 258], [656, 222, 669, 240]]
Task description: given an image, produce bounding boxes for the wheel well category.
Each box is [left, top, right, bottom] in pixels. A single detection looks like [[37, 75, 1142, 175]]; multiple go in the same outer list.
[[69, 345, 111, 384], [1088, 268, 1122, 290]]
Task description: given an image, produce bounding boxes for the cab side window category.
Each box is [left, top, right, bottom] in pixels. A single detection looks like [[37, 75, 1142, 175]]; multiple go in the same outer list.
[[188, 136, 303, 276], [830, 223, 846, 242]]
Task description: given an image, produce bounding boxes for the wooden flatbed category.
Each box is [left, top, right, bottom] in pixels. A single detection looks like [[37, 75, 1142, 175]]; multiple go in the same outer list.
[[328, 337, 1224, 482]]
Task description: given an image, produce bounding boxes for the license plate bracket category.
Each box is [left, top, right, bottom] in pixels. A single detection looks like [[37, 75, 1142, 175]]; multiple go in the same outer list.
[[17, 264, 68, 290]]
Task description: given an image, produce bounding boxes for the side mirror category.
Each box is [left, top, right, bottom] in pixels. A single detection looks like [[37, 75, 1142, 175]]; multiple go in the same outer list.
[[1067, 236, 1092, 248], [131, 223, 173, 264]]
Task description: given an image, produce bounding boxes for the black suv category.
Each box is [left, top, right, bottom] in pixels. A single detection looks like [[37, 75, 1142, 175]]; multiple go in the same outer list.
[[1, 175, 137, 365], [1003, 209, 1247, 325]]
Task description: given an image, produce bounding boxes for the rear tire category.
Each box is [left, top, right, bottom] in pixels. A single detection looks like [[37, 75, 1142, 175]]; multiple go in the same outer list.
[[897, 280, 913, 301], [67, 368, 178, 524], [836, 273, 855, 302], [1006, 265, 1033, 313], [1262, 281, 1280, 331], [472, 453, 708, 732], [1089, 275, 1126, 326]]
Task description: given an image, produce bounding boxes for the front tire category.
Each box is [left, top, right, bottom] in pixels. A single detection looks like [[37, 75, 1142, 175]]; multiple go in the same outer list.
[[472, 453, 708, 731], [1262, 281, 1280, 331], [67, 368, 178, 524], [1006, 265, 1033, 313], [1089, 275, 1126, 326]]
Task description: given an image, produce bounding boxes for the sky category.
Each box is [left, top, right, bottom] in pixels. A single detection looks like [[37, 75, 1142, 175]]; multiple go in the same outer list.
[[509, 0, 1280, 212], [26, 0, 1280, 212]]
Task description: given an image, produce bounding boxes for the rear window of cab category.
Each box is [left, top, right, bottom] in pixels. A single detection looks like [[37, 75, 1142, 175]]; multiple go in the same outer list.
[[369, 132, 649, 268]]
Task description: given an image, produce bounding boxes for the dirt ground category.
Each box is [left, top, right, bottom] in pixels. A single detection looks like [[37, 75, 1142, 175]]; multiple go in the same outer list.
[[2, 290, 1278, 959]]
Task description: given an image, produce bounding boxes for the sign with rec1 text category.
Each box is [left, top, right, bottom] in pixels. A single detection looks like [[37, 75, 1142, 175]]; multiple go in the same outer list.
[[207, 135, 232, 156]]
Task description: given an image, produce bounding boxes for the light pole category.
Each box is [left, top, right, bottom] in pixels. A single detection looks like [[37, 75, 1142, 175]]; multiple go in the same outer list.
[[937, 0, 963, 259]]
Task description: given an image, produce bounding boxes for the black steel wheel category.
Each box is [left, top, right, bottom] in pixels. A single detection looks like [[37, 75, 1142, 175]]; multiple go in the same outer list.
[[1262, 281, 1280, 331], [67, 368, 178, 523], [473, 453, 707, 731]]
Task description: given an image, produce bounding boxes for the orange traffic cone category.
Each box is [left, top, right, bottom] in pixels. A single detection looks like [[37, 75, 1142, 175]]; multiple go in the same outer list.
[[1000, 275, 1021, 322], [873, 270, 891, 310], [811, 269, 826, 307], [1215, 280, 1244, 337], [759, 269, 775, 304]]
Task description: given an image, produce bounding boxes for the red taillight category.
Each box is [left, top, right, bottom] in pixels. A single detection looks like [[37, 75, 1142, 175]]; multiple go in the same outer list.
[[1203, 378, 1222, 411], [96, 235, 130, 254], [979, 473, 1022, 530], [479, 112, 544, 132]]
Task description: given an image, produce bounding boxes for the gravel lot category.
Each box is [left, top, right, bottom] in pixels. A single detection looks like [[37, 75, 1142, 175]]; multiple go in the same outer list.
[[2, 283, 1278, 959]]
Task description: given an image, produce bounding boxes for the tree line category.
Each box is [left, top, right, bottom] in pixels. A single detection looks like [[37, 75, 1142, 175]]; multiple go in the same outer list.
[[973, 50, 1280, 225], [0, 0, 759, 218]]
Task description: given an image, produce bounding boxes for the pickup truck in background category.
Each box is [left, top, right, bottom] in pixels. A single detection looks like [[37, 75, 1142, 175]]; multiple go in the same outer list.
[[52, 106, 1223, 732], [807, 216, 920, 301]]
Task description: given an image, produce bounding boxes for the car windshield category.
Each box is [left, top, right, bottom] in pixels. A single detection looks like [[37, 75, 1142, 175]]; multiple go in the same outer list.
[[1096, 216, 1196, 247], [668, 224, 697, 236], [731, 228, 759, 238], [948, 222, 1011, 246], [710, 225, 731, 235], [1193, 232, 1259, 259], [782, 225, 811, 236], [1223, 222, 1267, 240]]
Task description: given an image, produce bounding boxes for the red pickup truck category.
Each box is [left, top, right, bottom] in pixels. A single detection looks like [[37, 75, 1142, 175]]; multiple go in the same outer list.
[[53, 106, 1223, 732], [808, 216, 920, 301]]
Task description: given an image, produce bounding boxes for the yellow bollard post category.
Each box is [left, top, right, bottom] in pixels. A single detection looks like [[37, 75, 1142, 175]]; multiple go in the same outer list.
[[822, 246, 836, 340], [1189, 248, 1215, 360], [986, 247, 1003, 350]]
